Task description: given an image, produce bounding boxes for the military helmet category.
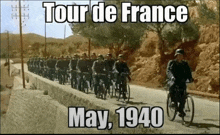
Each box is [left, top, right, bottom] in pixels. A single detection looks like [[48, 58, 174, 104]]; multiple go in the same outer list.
[[174, 49, 184, 57], [107, 53, 112, 57], [60, 55, 64, 59], [118, 54, 123, 58], [98, 54, 104, 59]]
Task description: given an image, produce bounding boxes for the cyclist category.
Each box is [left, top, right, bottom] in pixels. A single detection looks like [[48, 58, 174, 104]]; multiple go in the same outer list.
[[92, 54, 107, 97], [113, 54, 131, 99], [69, 54, 79, 88], [27, 56, 31, 71], [35, 57, 40, 75], [55, 55, 65, 84], [104, 53, 115, 90], [39, 57, 45, 76], [63, 56, 71, 83], [166, 49, 193, 117], [47, 56, 57, 80], [88, 53, 97, 88], [76, 53, 90, 90]]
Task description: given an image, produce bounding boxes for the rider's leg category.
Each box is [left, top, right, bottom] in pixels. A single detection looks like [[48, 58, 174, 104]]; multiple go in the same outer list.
[[78, 73, 82, 90], [169, 84, 176, 103], [122, 77, 127, 99], [178, 84, 187, 117], [94, 75, 99, 95], [70, 71, 74, 88]]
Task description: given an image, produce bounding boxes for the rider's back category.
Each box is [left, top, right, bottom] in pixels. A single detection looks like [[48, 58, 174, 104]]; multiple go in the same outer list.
[[166, 60, 192, 84]]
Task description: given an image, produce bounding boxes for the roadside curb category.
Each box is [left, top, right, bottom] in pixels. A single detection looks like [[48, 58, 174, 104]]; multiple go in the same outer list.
[[187, 90, 219, 99]]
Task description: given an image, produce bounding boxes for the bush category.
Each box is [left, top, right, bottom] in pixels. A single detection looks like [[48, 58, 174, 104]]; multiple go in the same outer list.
[[198, 3, 218, 24], [162, 20, 200, 47]]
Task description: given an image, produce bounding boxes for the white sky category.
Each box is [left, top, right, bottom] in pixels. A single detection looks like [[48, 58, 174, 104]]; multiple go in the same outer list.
[[1, 0, 99, 38]]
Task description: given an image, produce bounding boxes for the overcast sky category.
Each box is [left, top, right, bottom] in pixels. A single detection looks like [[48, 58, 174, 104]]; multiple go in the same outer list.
[[1, 0, 99, 39]]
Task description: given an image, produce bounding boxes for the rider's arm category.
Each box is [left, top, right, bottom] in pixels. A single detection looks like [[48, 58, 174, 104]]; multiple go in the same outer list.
[[112, 61, 119, 74], [69, 60, 72, 70], [92, 61, 97, 74], [55, 61, 59, 70], [184, 61, 193, 82], [166, 60, 175, 81], [76, 60, 81, 72]]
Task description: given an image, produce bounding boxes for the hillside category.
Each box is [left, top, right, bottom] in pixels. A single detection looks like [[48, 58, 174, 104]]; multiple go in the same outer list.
[[0, 33, 88, 57]]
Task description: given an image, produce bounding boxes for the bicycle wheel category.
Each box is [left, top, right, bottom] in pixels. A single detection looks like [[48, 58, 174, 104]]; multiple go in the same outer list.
[[117, 85, 122, 101], [125, 84, 130, 102], [166, 93, 177, 121], [182, 95, 194, 127], [102, 84, 107, 100], [115, 83, 120, 98], [110, 82, 115, 98], [85, 81, 89, 94]]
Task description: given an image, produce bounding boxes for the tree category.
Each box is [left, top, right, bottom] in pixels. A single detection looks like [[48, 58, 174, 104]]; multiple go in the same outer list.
[[69, 0, 146, 57]]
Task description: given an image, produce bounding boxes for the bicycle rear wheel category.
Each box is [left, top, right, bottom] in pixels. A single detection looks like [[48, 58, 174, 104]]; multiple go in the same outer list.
[[182, 95, 194, 127], [166, 93, 177, 121], [125, 84, 130, 102]]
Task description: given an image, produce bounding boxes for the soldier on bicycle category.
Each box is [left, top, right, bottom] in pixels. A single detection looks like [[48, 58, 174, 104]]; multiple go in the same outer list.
[[27, 56, 31, 71], [113, 54, 131, 99], [35, 57, 40, 75], [76, 53, 90, 90], [88, 53, 97, 88], [166, 49, 193, 117], [69, 54, 79, 88], [55, 55, 65, 84], [39, 57, 45, 76], [92, 54, 107, 96], [47, 56, 57, 80], [104, 53, 115, 90]]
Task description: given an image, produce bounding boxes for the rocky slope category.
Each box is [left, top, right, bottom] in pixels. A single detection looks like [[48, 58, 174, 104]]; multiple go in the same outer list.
[[128, 24, 219, 94]]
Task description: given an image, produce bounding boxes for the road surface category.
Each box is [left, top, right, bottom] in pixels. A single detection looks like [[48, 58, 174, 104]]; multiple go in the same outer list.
[[13, 63, 220, 134]]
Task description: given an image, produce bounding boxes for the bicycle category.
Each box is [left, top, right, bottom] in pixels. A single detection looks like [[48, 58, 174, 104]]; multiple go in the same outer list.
[[47, 67, 56, 81], [57, 68, 67, 85], [81, 72, 91, 94], [95, 73, 107, 100], [166, 80, 194, 127], [106, 71, 115, 98], [77, 72, 90, 94], [115, 72, 130, 102], [70, 70, 78, 89]]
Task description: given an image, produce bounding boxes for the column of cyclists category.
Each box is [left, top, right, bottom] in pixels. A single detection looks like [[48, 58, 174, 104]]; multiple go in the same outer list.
[[27, 53, 131, 101]]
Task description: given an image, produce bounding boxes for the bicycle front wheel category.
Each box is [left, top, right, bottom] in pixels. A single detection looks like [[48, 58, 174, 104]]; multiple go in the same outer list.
[[166, 93, 177, 121], [182, 95, 194, 127], [125, 84, 130, 102]]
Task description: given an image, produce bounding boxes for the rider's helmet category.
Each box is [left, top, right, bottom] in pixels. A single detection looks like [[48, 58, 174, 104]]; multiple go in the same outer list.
[[118, 54, 123, 58], [174, 49, 184, 57], [107, 53, 112, 57], [81, 53, 87, 59], [65, 55, 70, 60], [98, 54, 104, 60], [60, 55, 64, 59], [73, 54, 78, 59]]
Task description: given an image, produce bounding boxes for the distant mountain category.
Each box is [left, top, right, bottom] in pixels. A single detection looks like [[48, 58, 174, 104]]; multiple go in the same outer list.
[[0, 33, 88, 56]]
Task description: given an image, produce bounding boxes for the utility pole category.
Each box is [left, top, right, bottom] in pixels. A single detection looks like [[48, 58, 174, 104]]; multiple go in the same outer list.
[[45, 21, 47, 57], [64, 25, 66, 46], [19, 0, 25, 88], [7, 31, 10, 76], [88, 0, 91, 59]]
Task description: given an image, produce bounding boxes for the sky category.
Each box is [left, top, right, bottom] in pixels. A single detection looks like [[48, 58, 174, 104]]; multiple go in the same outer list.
[[1, 0, 99, 39]]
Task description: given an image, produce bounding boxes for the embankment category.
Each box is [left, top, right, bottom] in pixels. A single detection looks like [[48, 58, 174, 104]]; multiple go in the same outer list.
[[2, 65, 157, 134]]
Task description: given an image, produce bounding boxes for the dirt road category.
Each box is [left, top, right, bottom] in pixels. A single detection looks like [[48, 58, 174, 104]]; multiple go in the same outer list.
[[12, 63, 220, 134]]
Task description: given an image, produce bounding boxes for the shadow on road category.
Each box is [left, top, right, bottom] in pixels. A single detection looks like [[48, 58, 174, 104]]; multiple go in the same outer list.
[[127, 101, 149, 105], [190, 122, 220, 129]]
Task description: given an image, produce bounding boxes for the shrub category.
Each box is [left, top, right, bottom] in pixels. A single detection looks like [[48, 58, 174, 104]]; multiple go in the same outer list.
[[198, 3, 218, 24]]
